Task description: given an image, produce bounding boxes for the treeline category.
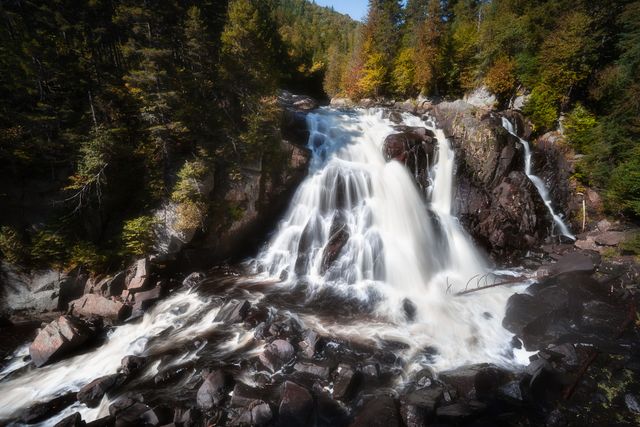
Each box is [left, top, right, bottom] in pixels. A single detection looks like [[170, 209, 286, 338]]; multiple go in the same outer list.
[[0, 0, 356, 272], [325, 0, 640, 218]]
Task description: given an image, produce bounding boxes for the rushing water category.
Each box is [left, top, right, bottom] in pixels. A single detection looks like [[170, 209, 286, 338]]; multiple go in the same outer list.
[[501, 117, 575, 240], [0, 108, 531, 425]]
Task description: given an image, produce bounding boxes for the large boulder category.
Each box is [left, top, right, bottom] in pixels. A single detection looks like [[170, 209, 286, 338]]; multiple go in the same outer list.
[[278, 381, 313, 426], [196, 370, 227, 410], [69, 294, 129, 323], [29, 316, 94, 367], [259, 339, 294, 372], [77, 374, 126, 407], [382, 127, 436, 191], [432, 102, 567, 259]]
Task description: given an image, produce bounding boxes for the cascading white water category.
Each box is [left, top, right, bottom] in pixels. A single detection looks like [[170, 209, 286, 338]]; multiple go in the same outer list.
[[501, 117, 575, 240], [257, 109, 486, 300], [0, 108, 533, 425], [256, 108, 527, 368]]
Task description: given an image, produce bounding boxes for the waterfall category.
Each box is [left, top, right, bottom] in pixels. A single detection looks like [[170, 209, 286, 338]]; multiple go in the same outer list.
[[257, 108, 486, 301], [501, 117, 575, 240], [0, 108, 529, 425]]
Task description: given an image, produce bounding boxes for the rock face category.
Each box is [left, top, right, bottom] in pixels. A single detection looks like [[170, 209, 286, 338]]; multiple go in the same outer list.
[[432, 101, 570, 259], [29, 316, 93, 367], [77, 374, 125, 407], [69, 294, 129, 323], [188, 136, 311, 269], [382, 126, 436, 191]]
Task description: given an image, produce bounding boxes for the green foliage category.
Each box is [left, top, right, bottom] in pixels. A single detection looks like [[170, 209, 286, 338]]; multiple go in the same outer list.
[[30, 230, 68, 269], [392, 47, 416, 96], [606, 154, 640, 217], [621, 232, 640, 256], [0, 226, 29, 265], [70, 242, 109, 272], [122, 216, 158, 257], [523, 84, 561, 130], [171, 160, 210, 204], [484, 56, 517, 104], [564, 104, 597, 152]]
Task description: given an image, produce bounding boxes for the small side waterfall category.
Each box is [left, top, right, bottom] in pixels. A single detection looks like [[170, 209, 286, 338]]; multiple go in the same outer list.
[[501, 117, 575, 240]]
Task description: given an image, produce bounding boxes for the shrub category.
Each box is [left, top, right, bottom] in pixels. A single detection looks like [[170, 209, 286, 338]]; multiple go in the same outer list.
[[122, 216, 158, 256], [564, 103, 597, 152], [484, 56, 517, 103], [0, 226, 29, 265], [606, 156, 640, 217], [70, 241, 108, 272], [30, 230, 68, 269], [174, 200, 206, 236], [523, 83, 560, 131]]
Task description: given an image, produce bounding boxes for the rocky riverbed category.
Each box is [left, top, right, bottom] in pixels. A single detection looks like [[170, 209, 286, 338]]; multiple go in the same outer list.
[[1, 98, 639, 427]]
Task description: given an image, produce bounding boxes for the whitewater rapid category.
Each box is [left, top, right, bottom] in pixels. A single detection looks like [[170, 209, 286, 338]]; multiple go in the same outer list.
[[0, 108, 531, 425]]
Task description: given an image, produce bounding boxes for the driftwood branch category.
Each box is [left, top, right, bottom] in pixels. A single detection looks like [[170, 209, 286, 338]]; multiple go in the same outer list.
[[455, 275, 526, 296]]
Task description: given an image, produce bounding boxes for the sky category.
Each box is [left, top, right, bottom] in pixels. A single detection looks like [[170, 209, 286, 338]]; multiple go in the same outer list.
[[312, 0, 369, 21]]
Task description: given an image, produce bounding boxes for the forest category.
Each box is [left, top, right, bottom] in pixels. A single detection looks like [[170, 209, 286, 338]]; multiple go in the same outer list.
[[0, 0, 356, 272], [0, 0, 639, 274]]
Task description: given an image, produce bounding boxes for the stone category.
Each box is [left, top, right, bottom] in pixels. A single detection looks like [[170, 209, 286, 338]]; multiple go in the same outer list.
[[259, 339, 294, 372], [543, 252, 596, 277], [595, 231, 627, 247], [69, 294, 129, 323], [19, 393, 77, 424], [54, 412, 85, 427], [299, 329, 319, 358], [115, 402, 159, 426], [182, 272, 204, 288], [127, 258, 150, 291], [197, 370, 227, 410], [132, 286, 162, 311], [78, 374, 126, 407], [279, 381, 313, 426], [230, 382, 263, 408], [29, 316, 93, 367], [330, 98, 354, 108], [232, 400, 272, 426], [293, 361, 331, 379], [121, 355, 147, 376], [402, 386, 443, 411], [436, 402, 475, 420], [320, 225, 350, 274], [463, 86, 497, 109], [400, 403, 426, 427], [85, 415, 115, 427], [439, 364, 489, 398], [349, 395, 400, 427], [214, 299, 251, 324], [333, 364, 356, 400]]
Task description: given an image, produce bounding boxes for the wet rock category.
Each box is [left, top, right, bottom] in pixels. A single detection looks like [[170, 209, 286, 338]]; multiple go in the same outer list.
[[69, 294, 129, 323], [503, 293, 541, 335], [29, 315, 93, 367], [85, 415, 115, 427], [293, 361, 331, 379], [86, 272, 126, 298], [54, 412, 85, 427], [259, 339, 294, 372], [197, 370, 227, 410], [109, 393, 145, 416], [333, 364, 356, 400], [320, 225, 350, 275], [19, 392, 78, 424], [436, 401, 480, 420], [127, 258, 150, 291], [0, 316, 13, 328], [214, 299, 251, 324], [439, 364, 495, 398], [402, 298, 417, 322], [182, 272, 204, 288], [232, 400, 273, 426], [350, 395, 400, 427], [400, 403, 426, 427], [299, 329, 319, 358], [625, 394, 640, 414], [115, 402, 159, 426], [279, 381, 313, 426], [315, 388, 350, 426], [474, 365, 512, 399], [132, 285, 162, 312], [230, 382, 263, 407], [402, 386, 443, 412], [78, 374, 126, 407], [121, 355, 147, 376], [497, 380, 525, 402]]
